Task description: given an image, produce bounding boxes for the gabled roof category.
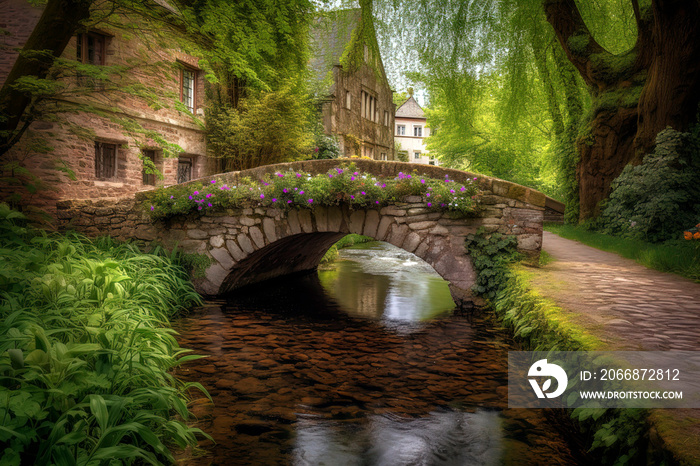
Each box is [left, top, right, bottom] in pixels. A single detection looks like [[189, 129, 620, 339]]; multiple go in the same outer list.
[[309, 9, 361, 86], [396, 96, 425, 119]]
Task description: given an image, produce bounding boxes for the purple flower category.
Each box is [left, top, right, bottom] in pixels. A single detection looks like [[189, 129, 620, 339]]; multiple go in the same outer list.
[[421, 179, 425, 184], [283, 188, 288, 193], [294, 187, 298, 191], [260, 194, 265, 199], [353, 172, 358, 175], [308, 199, 313, 203], [426, 193, 431, 197], [287, 200, 292, 204], [473, 177, 477, 180], [170, 195, 174, 199], [382, 183, 386, 188], [427, 202, 432, 207], [207, 203, 212, 207], [407, 175, 412, 179], [450, 189, 455, 193], [460, 186, 466, 192], [211, 180, 216, 184], [375, 200, 380, 204], [150, 205, 154, 211], [194, 191, 199, 195], [350, 195, 355, 200], [272, 198, 277, 202], [351, 176, 355, 181], [296, 173, 302, 178], [337, 169, 343, 174], [188, 195, 193, 200], [198, 206, 202, 210], [277, 173, 284, 177], [206, 193, 212, 198], [299, 191, 304, 195], [361, 191, 366, 195], [329, 174, 333, 178]]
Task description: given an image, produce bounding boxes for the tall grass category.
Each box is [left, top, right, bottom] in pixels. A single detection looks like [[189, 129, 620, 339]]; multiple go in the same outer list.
[[544, 223, 700, 282], [0, 204, 210, 465]]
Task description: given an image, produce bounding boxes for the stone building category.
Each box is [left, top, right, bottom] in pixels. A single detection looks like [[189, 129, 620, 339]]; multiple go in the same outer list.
[[0, 0, 212, 210], [310, 9, 395, 160], [395, 93, 437, 165]]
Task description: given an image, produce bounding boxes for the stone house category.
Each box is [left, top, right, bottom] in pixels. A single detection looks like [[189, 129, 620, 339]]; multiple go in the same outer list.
[[310, 9, 395, 160], [395, 94, 437, 165], [0, 0, 213, 210]]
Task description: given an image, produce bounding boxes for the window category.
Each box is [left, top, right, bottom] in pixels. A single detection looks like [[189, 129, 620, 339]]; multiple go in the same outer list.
[[180, 68, 197, 113], [77, 32, 106, 65], [95, 142, 117, 180], [384, 111, 389, 126], [142, 149, 157, 186], [397, 125, 405, 136], [361, 90, 377, 121], [380, 152, 387, 161], [429, 160, 435, 166], [414, 151, 421, 160], [414, 126, 423, 137], [345, 91, 352, 109], [177, 156, 193, 184]]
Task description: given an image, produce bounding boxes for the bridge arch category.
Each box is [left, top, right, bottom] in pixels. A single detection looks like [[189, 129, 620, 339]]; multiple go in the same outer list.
[[56, 159, 550, 308]]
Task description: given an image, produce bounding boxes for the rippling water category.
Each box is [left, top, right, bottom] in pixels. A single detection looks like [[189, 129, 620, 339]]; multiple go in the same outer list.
[[173, 241, 580, 465]]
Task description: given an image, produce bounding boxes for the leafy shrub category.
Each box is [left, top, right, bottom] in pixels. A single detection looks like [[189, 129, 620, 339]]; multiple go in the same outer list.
[[465, 228, 522, 299], [599, 129, 700, 242], [0, 204, 210, 465], [311, 133, 340, 160], [145, 163, 481, 219]]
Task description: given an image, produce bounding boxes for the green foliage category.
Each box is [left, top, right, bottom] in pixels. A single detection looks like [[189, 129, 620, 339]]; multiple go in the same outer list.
[[464, 228, 521, 299], [0, 204, 210, 464], [311, 133, 340, 160], [145, 163, 480, 219], [544, 222, 700, 282], [320, 234, 373, 264], [206, 85, 314, 171], [598, 129, 700, 243]]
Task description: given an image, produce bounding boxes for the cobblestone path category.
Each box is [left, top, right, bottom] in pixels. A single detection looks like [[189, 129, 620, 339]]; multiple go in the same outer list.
[[539, 231, 700, 351]]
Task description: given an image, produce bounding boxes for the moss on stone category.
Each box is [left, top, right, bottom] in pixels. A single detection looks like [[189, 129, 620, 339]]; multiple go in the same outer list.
[[567, 33, 590, 55]]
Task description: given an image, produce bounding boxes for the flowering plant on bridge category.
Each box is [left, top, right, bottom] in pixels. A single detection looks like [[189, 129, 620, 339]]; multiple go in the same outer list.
[[144, 164, 480, 219]]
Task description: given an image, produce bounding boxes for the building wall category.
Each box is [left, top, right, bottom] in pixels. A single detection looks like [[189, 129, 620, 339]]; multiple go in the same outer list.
[[395, 117, 437, 165], [322, 62, 394, 161], [0, 0, 212, 211]]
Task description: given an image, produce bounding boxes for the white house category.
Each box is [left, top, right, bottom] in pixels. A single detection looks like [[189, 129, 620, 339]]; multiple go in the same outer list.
[[394, 95, 437, 165]]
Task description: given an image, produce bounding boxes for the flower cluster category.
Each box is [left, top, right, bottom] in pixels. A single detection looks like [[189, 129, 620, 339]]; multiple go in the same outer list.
[[145, 163, 480, 219], [683, 224, 700, 240]]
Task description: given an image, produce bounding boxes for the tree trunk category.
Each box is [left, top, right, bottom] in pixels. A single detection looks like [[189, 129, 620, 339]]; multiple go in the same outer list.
[[0, 0, 93, 155], [544, 0, 700, 220]]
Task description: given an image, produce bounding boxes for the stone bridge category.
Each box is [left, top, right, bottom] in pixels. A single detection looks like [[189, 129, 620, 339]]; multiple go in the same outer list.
[[56, 160, 549, 308]]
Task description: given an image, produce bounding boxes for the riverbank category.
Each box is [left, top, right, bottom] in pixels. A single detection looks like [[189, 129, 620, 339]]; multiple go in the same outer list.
[[491, 231, 700, 465], [0, 205, 208, 464]]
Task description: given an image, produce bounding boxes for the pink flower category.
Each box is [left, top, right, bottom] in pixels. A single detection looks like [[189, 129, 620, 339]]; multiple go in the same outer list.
[[150, 205, 154, 211], [193, 191, 199, 195], [350, 195, 355, 199], [272, 198, 277, 202], [287, 200, 292, 204], [260, 194, 265, 199], [207, 203, 212, 207], [473, 177, 477, 180], [308, 199, 313, 203], [170, 195, 174, 199], [188, 195, 193, 200], [351, 176, 355, 181], [277, 173, 283, 177], [450, 189, 455, 193], [375, 200, 379, 204], [421, 179, 425, 184], [354, 172, 358, 175], [299, 191, 304, 195], [361, 191, 366, 195], [296, 173, 302, 178], [426, 193, 431, 197], [283, 188, 288, 193], [329, 174, 333, 178], [206, 193, 212, 198], [427, 202, 432, 207], [211, 180, 216, 184], [198, 206, 202, 210]]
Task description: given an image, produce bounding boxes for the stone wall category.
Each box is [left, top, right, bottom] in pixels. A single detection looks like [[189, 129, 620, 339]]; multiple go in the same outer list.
[[0, 0, 211, 212], [55, 160, 545, 306]]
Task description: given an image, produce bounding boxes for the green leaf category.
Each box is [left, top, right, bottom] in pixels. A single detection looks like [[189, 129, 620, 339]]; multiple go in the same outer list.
[[89, 395, 109, 432]]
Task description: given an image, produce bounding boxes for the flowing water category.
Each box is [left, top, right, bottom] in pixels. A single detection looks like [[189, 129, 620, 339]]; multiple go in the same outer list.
[[174, 241, 581, 465]]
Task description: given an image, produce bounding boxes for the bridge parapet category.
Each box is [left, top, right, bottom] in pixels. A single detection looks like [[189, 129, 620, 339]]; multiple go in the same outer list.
[[56, 160, 545, 306]]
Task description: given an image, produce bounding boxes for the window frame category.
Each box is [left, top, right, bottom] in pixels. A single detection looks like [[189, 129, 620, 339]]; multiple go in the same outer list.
[[414, 151, 421, 160], [177, 156, 195, 184], [397, 124, 406, 136], [142, 149, 158, 186], [77, 32, 106, 65], [180, 66, 197, 114], [94, 141, 118, 181], [345, 90, 352, 109], [414, 125, 423, 137]]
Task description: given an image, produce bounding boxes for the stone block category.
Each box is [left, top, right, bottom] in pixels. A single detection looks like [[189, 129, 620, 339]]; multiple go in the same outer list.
[[327, 207, 343, 232], [407, 207, 430, 216], [210, 247, 234, 269], [263, 217, 277, 243], [407, 221, 436, 231], [402, 232, 421, 253], [240, 217, 256, 226], [237, 233, 255, 254], [298, 209, 314, 233], [314, 206, 328, 231], [348, 210, 365, 234], [187, 229, 208, 240], [287, 210, 301, 234], [380, 206, 406, 217], [517, 234, 542, 251], [204, 262, 227, 289], [429, 225, 449, 236], [415, 241, 429, 258], [226, 240, 246, 261], [249, 226, 265, 248], [376, 216, 393, 240], [387, 224, 409, 247], [134, 226, 157, 241], [363, 210, 380, 237], [210, 235, 224, 248], [178, 240, 206, 254]]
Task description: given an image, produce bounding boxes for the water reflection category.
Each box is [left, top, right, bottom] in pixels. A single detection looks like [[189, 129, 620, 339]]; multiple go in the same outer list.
[[294, 410, 503, 466], [318, 242, 456, 324]]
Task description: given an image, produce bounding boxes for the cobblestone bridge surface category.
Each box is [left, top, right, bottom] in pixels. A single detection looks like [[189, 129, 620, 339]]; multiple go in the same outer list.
[[56, 160, 549, 305]]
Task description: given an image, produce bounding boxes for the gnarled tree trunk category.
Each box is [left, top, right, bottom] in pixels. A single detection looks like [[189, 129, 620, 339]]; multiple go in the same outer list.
[[544, 0, 700, 220]]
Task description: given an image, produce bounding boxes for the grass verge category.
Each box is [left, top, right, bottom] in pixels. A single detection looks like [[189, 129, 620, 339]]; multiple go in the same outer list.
[[544, 222, 700, 282]]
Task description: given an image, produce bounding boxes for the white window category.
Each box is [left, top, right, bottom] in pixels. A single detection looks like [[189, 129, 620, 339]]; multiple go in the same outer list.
[[397, 125, 405, 136], [380, 152, 387, 160], [414, 125, 422, 137], [346, 90, 351, 109], [361, 90, 377, 121], [384, 111, 389, 126], [181, 68, 196, 113], [414, 151, 421, 160]]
